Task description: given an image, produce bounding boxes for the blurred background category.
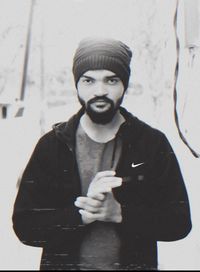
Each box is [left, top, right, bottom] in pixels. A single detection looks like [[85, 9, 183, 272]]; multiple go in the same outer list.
[[0, 0, 200, 269]]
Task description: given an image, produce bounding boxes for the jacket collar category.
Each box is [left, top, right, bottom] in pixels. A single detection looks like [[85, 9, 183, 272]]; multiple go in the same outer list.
[[53, 106, 145, 150], [53, 107, 84, 151]]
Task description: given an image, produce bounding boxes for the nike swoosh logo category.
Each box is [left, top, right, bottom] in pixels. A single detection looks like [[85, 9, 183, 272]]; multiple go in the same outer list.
[[131, 162, 145, 168]]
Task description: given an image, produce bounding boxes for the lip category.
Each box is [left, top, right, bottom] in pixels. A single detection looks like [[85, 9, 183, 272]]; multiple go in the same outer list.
[[94, 99, 107, 103], [90, 101, 111, 111], [95, 100, 107, 104], [93, 100, 108, 106]]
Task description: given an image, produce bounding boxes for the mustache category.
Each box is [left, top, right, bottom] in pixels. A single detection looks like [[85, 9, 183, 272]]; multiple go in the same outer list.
[[88, 96, 113, 105]]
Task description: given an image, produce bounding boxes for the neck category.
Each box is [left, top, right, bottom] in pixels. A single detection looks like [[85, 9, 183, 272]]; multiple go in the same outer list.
[[80, 110, 125, 143]]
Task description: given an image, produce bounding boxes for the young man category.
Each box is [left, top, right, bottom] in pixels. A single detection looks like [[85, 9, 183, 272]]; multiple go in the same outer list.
[[12, 38, 192, 270]]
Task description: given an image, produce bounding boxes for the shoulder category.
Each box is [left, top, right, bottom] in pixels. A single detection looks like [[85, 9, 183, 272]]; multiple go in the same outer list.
[[134, 119, 173, 159], [36, 129, 58, 147], [121, 108, 171, 153], [137, 118, 168, 144], [121, 107, 167, 142], [33, 124, 67, 154]]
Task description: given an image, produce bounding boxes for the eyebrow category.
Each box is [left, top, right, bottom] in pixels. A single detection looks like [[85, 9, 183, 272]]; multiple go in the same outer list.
[[81, 75, 93, 79], [105, 75, 120, 79]]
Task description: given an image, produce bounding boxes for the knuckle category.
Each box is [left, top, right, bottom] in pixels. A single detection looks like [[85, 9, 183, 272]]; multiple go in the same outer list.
[[96, 171, 103, 179], [88, 207, 95, 212], [86, 212, 92, 219], [96, 201, 102, 207], [91, 200, 98, 207]]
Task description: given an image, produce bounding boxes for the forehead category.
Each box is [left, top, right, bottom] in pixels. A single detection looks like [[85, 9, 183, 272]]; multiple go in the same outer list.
[[82, 70, 117, 78]]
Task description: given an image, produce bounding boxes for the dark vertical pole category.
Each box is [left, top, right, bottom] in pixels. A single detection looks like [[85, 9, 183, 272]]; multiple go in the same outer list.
[[173, 0, 199, 158], [40, 15, 46, 135], [19, 0, 35, 101], [2, 106, 7, 119], [40, 14, 44, 101]]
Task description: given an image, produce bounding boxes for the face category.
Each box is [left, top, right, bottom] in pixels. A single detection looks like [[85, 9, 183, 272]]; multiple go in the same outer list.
[[77, 70, 125, 124]]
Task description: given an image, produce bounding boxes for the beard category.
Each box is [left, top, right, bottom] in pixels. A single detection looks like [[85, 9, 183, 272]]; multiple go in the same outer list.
[[78, 95, 124, 124]]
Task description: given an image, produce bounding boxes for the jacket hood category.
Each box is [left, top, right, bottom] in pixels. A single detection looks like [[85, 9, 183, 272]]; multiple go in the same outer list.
[[52, 107, 84, 150], [53, 106, 147, 149]]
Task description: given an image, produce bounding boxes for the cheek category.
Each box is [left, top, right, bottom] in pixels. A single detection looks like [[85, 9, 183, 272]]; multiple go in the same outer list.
[[77, 88, 91, 102], [110, 87, 124, 101]]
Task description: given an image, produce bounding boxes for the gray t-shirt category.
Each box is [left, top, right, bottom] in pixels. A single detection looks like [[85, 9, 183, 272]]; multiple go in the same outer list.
[[75, 123, 122, 270]]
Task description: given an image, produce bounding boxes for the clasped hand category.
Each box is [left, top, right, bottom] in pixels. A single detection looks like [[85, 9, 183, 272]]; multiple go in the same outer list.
[[74, 171, 122, 224]]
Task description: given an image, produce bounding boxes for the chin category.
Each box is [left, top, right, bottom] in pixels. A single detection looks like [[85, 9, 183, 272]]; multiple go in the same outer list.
[[87, 111, 116, 124]]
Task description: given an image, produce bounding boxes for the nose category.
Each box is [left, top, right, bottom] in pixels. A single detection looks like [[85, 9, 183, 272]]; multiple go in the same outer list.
[[94, 82, 108, 96]]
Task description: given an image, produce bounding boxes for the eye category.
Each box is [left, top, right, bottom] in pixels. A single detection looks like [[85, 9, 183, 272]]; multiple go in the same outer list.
[[107, 78, 120, 85], [83, 78, 91, 83], [81, 78, 94, 85]]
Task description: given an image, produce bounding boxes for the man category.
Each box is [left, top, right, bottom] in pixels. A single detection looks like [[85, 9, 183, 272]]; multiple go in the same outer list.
[[12, 37, 192, 270]]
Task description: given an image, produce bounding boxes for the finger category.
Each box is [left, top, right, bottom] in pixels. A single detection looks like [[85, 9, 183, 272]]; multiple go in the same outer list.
[[75, 200, 95, 212], [88, 180, 121, 196], [74, 200, 85, 209], [100, 177, 122, 188], [87, 193, 105, 201], [82, 205, 101, 213], [74, 196, 88, 208], [76, 196, 88, 202], [88, 185, 112, 195], [90, 177, 122, 189], [87, 198, 102, 207], [94, 170, 116, 182], [76, 196, 102, 207], [74, 196, 87, 208], [79, 209, 100, 220], [75, 199, 102, 213]]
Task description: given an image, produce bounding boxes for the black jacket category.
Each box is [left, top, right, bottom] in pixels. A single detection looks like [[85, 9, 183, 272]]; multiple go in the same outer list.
[[12, 107, 192, 270]]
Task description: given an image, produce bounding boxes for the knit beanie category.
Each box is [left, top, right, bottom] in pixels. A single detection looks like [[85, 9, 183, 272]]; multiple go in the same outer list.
[[72, 37, 132, 90]]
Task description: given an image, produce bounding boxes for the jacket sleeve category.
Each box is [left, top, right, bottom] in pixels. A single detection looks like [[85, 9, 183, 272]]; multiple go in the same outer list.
[[119, 133, 192, 241], [12, 134, 85, 248]]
